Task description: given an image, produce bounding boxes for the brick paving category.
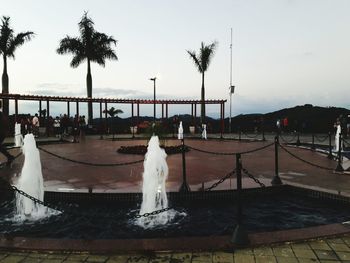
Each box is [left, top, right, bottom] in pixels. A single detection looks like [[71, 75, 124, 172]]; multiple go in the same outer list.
[[2, 236, 350, 262]]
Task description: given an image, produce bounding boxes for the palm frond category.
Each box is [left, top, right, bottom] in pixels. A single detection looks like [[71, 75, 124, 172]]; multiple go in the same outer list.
[[70, 54, 85, 68], [57, 36, 83, 55], [200, 41, 217, 72], [0, 16, 14, 54], [187, 50, 202, 73], [7, 31, 34, 58]]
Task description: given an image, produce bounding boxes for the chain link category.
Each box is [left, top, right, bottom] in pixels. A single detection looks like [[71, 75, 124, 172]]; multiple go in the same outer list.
[[314, 134, 329, 143], [242, 168, 266, 187], [38, 146, 144, 167], [241, 132, 260, 139], [279, 133, 297, 143], [278, 143, 335, 171], [204, 170, 235, 191], [187, 142, 274, 156]]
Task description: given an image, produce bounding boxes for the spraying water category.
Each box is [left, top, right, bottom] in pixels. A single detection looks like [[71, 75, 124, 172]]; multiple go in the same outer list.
[[178, 121, 183, 140], [14, 123, 23, 147], [335, 124, 341, 152], [137, 136, 171, 228], [15, 134, 47, 219]]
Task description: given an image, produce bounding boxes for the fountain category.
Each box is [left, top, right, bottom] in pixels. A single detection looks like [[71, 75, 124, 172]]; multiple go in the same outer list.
[[178, 121, 183, 140], [335, 123, 341, 152], [14, 123, 23, 147], [201, 124, 207, 140], [137, 136, 172, 228], [15, 134, 47, 219]]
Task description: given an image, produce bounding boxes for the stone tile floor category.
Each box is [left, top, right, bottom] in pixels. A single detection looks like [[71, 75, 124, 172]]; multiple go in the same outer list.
[[2, 236, 350, 262]]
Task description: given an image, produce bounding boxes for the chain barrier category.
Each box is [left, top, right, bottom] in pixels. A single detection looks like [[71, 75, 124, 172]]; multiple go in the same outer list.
[[204, 170, 236, 191], [186, 142, 274, 156], [279, 133, 297, 144], [242, 168, 266, 188], [241, 132, 260, 139], [278, 143, 334, 171], [314, 134, 329, 143], [38, 146, 144, 167], [343, 138, 350, 147]]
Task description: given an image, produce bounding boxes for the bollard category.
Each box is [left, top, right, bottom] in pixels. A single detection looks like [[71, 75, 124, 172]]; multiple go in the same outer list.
[[327, 132, 333, 159], [179, 138, 191, 192], [335, 133, 344, 172], [311, 134, 315, 150], [239, 128, 241, 141], [262, 129, 266, 141], [271, 136, 282, 185], [231, 153, 249, 246], [296, 132, 301, 146]]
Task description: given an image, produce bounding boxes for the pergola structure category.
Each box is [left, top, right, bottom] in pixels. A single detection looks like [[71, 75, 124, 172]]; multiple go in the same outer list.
[[0, 94, 227, 137]]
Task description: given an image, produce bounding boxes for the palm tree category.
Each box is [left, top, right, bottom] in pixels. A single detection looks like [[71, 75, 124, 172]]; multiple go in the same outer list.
[[0, 16, 34, 116], [187, 41, 217, 124], [103, 107, 123, 140], [57, 12, 118, 123]]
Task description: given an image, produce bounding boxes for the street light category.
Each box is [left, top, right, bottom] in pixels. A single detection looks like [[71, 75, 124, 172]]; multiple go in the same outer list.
[[229, 85, 235, 133], [150, 77, 157, 123]]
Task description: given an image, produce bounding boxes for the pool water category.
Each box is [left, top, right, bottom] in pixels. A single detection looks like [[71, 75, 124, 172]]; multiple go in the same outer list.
[[1, 192, 350, 239]]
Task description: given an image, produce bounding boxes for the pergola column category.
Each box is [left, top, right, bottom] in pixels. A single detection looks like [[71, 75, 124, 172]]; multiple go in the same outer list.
[[161, 103, 164, 120], [131, 103, 135, 138], [104, 101, 108, 134], [76, 101, 79, 117], [166, 103, 168, 119], [39, 100, 42, 119], [15, 99, 18, 122], [67, 102, 70, 117], [194, 103, 197, 130], [46, 100, 50, 137], [99, 102, 103, 139]]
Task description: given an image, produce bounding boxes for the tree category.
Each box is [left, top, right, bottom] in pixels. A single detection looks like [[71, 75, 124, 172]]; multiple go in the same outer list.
[[57, 12, 118, 123], [0, 16, 34, 116], [187, 41, 217, 124], [103, 107, 123, 140]]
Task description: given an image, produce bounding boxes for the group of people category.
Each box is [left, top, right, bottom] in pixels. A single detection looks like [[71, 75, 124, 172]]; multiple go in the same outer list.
[[334, 114, 350, 138], [0, 111, 14, 165]]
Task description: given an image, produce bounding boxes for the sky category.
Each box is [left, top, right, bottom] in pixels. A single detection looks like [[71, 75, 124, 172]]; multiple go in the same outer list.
[[1, 0, 350, 118]]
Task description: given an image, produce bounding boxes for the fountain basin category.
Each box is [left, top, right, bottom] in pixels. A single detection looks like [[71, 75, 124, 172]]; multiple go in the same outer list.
[[1, 185, 350, 251]]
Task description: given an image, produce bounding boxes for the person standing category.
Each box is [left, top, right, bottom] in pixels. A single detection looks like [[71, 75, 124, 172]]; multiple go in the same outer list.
[[0, 110, 14, 165]]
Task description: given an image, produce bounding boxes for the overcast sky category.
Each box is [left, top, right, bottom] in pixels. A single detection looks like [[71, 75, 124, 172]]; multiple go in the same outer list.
[[1, 0, 350, 118]]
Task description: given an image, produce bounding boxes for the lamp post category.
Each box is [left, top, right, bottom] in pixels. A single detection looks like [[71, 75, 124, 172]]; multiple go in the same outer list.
[[229, 85, 235, 133], [150, 77, 157, 123]]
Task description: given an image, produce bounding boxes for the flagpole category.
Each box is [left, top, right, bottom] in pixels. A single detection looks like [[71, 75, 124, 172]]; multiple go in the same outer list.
[[229, 28, 233, 133]]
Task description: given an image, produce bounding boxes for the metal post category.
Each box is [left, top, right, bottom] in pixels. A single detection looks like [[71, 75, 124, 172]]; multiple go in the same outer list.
[[231, 153, 249, 245], [239, 128, 241, 141], [311, 133, 315, 150], [296, 132, 301, 146], [179, 138, 191, 192], [271, 136, 282, 185], [221, 102, 225, 139], [327, 132, 333, 159], [262, 123, 266, 141], [335, 133, 344, 172]]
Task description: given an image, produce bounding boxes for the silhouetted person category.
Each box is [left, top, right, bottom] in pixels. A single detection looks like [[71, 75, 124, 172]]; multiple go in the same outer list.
[[0, 111, 14, 165]]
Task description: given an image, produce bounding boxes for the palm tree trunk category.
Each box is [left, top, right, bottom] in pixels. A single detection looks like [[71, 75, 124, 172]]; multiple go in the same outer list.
[[201, 72, 205, 124], [1, 55, 9, 116], [86, 58, 93, 124]]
